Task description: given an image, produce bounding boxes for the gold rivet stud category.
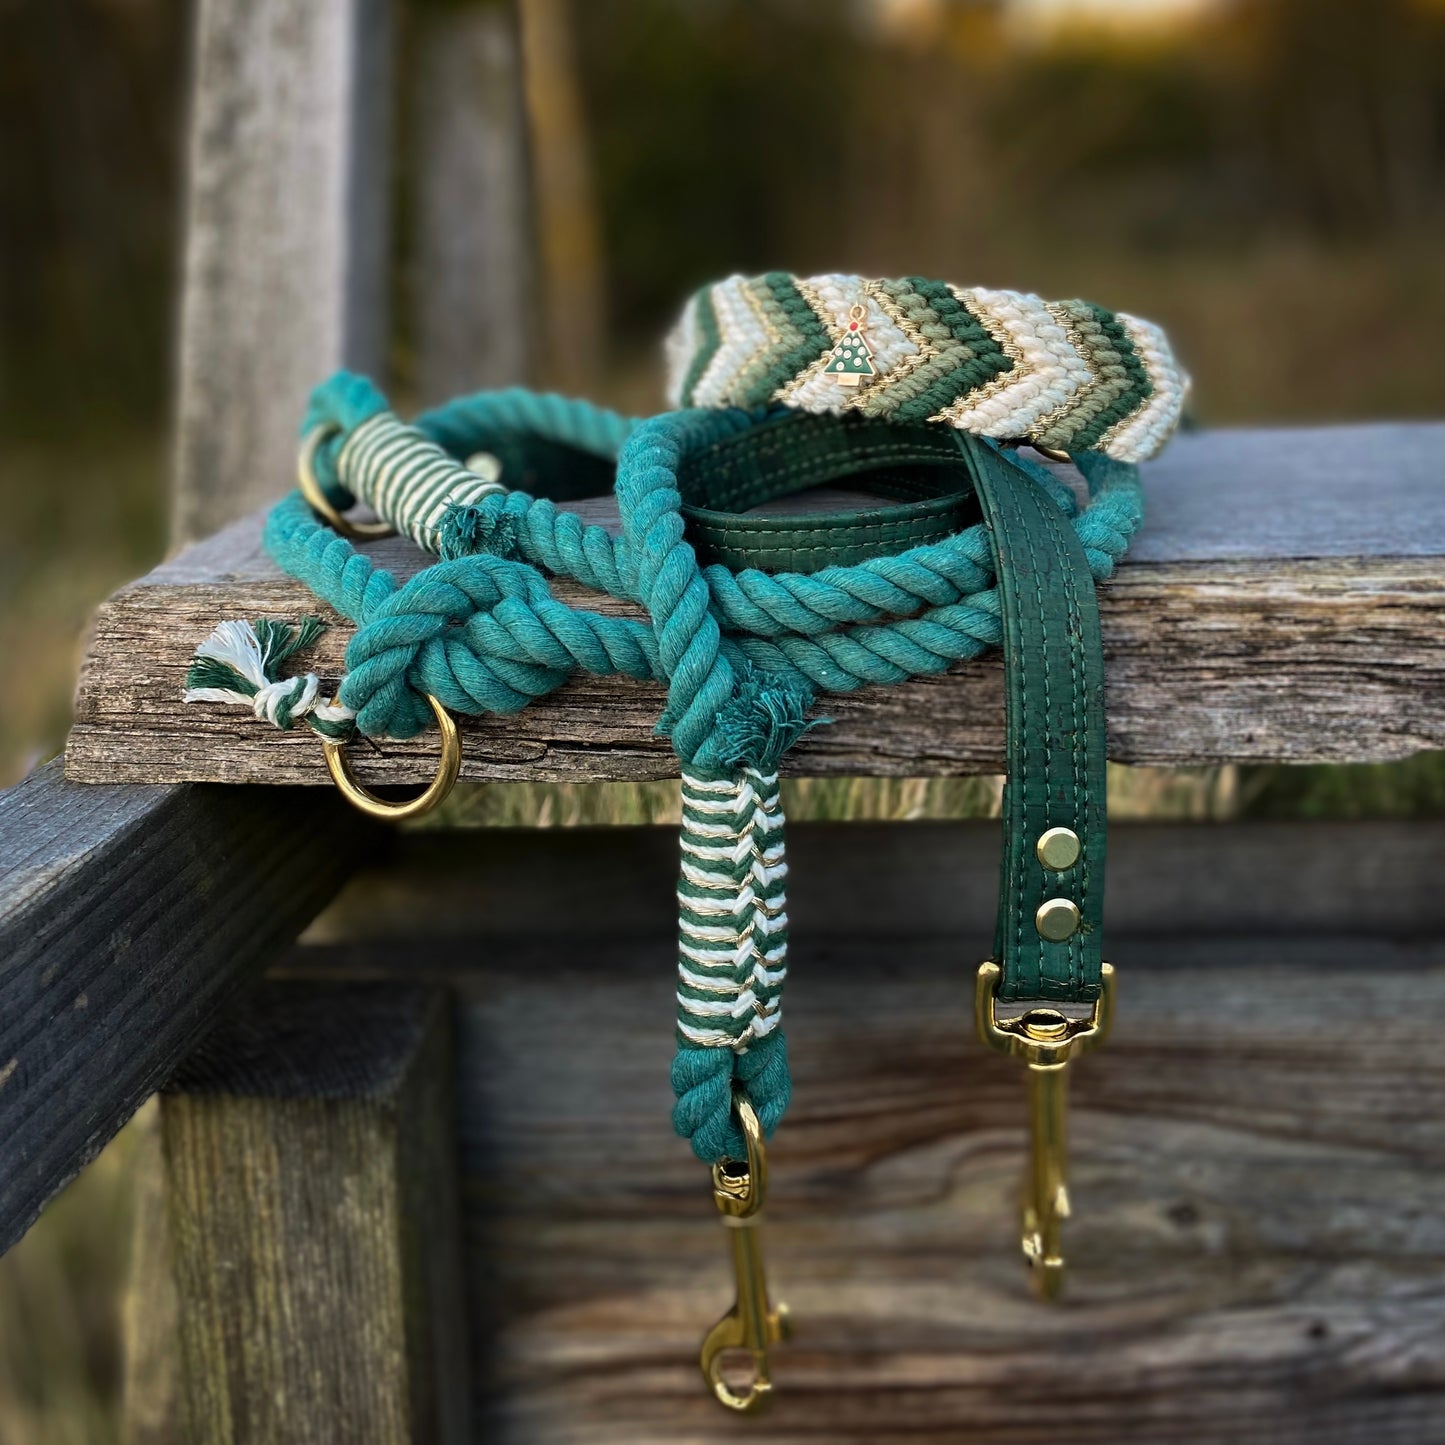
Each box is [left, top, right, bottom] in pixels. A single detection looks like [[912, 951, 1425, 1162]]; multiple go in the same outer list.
[[1036, 826, 1081, 871], [1036, 898, 1081, 942]]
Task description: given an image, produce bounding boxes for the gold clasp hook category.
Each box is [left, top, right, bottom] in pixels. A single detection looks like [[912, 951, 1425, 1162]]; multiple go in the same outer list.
[[975, 960, 1115, 1300], [698, 1095, 790, 1412]]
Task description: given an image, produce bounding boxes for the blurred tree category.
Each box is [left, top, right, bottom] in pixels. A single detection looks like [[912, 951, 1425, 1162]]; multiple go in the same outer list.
[[519, 0, 607, 392], [0, 0, 185, 438]]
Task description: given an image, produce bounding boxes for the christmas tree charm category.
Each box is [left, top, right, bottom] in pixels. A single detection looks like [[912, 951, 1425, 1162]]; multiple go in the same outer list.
[[824, 304, 875, 387]]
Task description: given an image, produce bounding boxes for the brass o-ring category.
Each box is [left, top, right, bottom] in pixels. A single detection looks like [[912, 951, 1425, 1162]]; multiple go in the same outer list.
[[321, 694, 461, 821], [297, 423, 396, 541]]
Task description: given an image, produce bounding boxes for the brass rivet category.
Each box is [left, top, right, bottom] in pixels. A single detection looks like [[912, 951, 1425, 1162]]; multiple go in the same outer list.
[[1036, 898, 1081, 942], [1036, 826, 1081, 871]]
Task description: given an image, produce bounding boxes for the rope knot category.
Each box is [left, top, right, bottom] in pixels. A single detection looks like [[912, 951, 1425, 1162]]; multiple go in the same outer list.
[[252, 673, 319, 729]]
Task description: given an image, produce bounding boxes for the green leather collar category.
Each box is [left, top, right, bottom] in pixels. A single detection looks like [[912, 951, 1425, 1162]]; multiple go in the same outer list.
[[676, 411, 980, 573]]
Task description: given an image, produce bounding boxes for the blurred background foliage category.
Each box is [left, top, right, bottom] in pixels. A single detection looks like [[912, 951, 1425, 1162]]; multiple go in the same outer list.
[[2, 0, 1444, 1438]]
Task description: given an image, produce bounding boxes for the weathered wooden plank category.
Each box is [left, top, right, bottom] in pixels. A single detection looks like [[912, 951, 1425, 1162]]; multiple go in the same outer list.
[[412, 0, 532, 403], [517, 0, 605, 391], [1126, 421, 1445, 563], [0, 760, 377, 1255], [438, 945, 1443, 1445], [162, 984, 469, 1445], [286, 817, 1445, 1444], [172, 0, 392, 542], [67, 424, 1445, 783], [300, 817, 1445, 946]]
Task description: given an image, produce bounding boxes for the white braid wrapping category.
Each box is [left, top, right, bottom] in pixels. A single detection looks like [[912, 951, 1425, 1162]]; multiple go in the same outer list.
[[337, 412, 507, 553], [675, 768, 789, 1052]]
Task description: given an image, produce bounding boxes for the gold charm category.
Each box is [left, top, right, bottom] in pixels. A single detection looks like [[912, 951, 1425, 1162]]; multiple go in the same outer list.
[[824, 304, 876, 388]]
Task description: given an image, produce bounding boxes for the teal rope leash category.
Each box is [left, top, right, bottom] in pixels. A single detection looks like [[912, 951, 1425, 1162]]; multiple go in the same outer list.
[[281, 375, 1142, 733], [188, 371, 1145, 1164]]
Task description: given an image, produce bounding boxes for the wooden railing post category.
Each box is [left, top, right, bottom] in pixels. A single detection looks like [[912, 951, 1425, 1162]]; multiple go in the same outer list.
[[172, 0, 393, 543], [412, 0, 534, 403], [161, 984, 469, 1445]]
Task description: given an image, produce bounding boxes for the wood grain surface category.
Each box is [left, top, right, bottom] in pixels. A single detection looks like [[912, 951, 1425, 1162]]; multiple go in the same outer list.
[[163, 985, 470, 1445], [411, 0, 532, 405], [66, 424, 1445, 786], [171, 0, 392, 543], [0, 761, 378, 1254], [264, 821, 1445, 1443]]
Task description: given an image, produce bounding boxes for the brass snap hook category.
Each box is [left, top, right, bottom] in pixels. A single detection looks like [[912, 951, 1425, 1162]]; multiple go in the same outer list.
[[1005, 438, 1073, 465], [975, 960, 1115, 1300], [297, 423, 396, 541], [321, 693, 461, 822], [1030, 443, 1072, 464], [698, 1095, 790, 1413]]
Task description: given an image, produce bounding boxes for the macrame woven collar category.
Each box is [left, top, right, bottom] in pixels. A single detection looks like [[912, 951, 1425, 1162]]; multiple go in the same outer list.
[[664, 272, 1188, 464]]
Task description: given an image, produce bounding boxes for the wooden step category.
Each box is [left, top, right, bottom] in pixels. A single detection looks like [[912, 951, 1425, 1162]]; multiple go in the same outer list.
[[235, 821, 1445, 1445], [65, 423, 1445, 786]]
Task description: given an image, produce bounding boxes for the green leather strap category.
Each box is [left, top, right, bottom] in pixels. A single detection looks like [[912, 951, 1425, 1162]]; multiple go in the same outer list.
[[675, 410, 1108, 1003], [676, 411, 979, 573], [961, 438, 1106, 1004]]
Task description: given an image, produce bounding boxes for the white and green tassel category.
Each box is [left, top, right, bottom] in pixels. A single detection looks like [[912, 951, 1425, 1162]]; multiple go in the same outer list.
[[183, 618, 355, 739]]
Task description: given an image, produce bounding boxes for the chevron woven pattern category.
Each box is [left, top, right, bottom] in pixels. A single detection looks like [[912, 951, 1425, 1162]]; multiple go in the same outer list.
[[664, 272, 1188, 463]]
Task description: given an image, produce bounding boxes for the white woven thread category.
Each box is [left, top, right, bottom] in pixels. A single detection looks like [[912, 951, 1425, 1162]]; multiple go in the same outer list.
[[675, 767, 789, 1051]]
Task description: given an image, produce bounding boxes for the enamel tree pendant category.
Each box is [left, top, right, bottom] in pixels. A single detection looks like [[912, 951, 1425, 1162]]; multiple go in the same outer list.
[[825, 304, 876, 388]]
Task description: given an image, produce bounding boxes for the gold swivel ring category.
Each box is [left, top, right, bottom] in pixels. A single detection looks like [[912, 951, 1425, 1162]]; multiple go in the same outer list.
[[297, 423, 396, 541], [321, 693, 462, 822], [1030, 443, 1073, 464]]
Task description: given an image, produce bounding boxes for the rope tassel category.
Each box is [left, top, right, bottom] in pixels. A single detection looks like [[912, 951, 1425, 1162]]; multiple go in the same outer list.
[[184, 618, 356, 739]]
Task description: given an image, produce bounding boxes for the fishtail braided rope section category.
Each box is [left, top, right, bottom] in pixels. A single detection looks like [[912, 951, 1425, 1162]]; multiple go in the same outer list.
[[672, 767, 792, 1161], [256, 373, 1144, 1161]]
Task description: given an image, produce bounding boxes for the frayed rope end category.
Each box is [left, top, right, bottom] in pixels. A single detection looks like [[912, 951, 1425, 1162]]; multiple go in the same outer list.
[[184, 617, 355, 739], [710, 666, 819, 775], [437, 499, 522, 562]]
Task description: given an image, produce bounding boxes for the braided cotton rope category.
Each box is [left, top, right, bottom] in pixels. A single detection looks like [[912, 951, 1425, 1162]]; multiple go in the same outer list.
[[192, 370, 1145, 1162]]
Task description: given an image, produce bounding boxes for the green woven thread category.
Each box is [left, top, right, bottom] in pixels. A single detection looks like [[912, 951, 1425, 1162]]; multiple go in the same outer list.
[[678, 287, 720, 408]]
